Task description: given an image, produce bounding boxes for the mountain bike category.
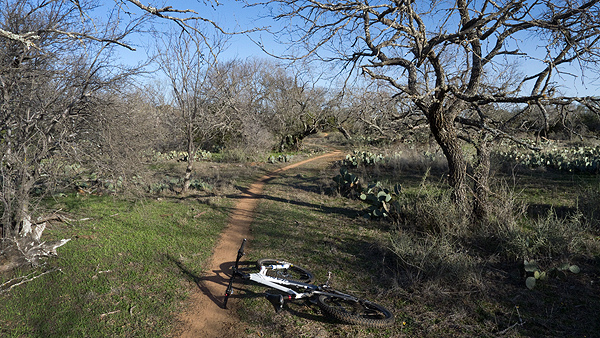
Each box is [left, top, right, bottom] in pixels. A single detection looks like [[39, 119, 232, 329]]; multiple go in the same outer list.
[[224, 239, 394, 328]]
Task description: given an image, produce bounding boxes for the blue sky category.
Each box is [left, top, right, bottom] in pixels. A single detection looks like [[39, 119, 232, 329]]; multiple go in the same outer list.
[[109, 0, 599, 97], [112, 1, 278, 65]]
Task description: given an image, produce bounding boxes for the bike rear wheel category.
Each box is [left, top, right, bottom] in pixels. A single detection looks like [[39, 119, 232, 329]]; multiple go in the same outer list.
[[316, 294, 394, 328], [256, 258, 314, 283]]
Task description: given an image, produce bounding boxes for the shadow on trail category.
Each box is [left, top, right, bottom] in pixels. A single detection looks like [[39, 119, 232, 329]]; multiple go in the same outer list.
[[230, 182, 358, 219], [167, 257, 265, 309]]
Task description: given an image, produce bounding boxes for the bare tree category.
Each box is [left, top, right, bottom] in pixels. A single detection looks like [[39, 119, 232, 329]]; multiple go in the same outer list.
[[342, 83, 426, 142], [155, 27, 234, 193], [205, 59, 273, 154], [0, 1, 110, 271], [0, 0, 232, 50], [257, 63, 332, 151], [0, 0, 230, 272], [258, 0, 600, 216]]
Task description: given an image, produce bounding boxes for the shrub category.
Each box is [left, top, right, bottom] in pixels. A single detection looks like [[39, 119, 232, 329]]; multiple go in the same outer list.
[[387, 182, 481, 289], [465, 183, 589, 261], [494, 145, 600, 174], [579, 186, 600, 232], [504, 210, 588, 260], [388, 230, 479, 288], [580, 111, 600, 133], [394, 186, 470, 235], [387, 180, 592, 291], [384, 148, 448, 174]]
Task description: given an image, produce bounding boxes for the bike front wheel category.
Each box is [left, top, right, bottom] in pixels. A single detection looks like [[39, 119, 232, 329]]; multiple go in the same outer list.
[[316, 294, 394, 328], [256, 258, 314, 283]]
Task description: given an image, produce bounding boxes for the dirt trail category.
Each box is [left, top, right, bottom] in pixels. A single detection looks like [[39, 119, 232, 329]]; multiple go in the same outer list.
[[175, 150, 343, 338]]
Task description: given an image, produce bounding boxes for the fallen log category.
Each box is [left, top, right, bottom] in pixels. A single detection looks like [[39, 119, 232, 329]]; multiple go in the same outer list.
[[1, 220, 70, 274]]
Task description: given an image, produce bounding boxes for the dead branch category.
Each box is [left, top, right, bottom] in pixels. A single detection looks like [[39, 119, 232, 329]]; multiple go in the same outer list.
[[100, 310, 121, 319], [0, 267, 62, 294]]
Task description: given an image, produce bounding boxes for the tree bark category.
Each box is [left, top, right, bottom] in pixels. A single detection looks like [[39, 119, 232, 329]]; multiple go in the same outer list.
[[473, 136, 491, 223], [182, 125, 194, 194], [337, 126, 352, 140], [427, 106, 469, 207]]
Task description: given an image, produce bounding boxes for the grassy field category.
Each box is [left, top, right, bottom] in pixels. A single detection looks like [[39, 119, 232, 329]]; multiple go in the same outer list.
[[232, 136, 600, 337], [1, 134, 599, 337], [0, 194, 232, 337]]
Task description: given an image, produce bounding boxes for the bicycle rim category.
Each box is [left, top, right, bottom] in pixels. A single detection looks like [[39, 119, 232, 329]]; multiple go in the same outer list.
[[316, 294, 394, 328]]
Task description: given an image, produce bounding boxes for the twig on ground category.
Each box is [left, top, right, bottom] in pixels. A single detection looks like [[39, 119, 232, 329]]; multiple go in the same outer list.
[[0, 267, 61, 294], [497, 305, 525, 336], [100, 310, 121, 319], [193, 211, 207, 218]]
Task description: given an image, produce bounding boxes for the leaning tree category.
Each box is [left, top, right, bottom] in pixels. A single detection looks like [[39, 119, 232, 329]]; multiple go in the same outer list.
[[259, 0, 600, 217]]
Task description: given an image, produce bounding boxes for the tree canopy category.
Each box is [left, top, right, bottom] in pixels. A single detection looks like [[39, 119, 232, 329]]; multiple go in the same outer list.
[[258, 0, 600, 209]]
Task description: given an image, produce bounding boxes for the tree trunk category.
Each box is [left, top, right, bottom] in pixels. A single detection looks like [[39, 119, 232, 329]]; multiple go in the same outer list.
[[182, 124, 194, 194], [337, 126, 352, 140], [183, 159, 193, 193], [473, 137, 491, 223], [427, 107, 469, 208]]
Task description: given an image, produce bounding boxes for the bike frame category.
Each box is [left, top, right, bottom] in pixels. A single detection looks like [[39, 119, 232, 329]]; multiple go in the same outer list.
[[224, 239, 357, 309], [248, 263, 318, 300]]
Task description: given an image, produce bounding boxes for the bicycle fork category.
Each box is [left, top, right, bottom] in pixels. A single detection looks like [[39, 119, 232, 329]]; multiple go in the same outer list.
[[224, 238, 247, 309]]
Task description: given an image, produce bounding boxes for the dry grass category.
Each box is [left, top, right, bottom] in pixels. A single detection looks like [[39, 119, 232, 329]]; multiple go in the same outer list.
[[232, 139, 600, 338]]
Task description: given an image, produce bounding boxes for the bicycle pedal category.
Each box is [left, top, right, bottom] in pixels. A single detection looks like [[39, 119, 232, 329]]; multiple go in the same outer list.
[[265, 293, 284, 313]]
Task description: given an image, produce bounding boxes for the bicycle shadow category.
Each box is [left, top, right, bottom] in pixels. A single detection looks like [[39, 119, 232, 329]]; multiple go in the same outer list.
[[167, 256, 263, 309], [168, 256, 343, 324], [281, 300, 339, 325]]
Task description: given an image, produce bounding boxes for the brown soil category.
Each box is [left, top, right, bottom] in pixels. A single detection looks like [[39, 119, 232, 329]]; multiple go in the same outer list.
[[173, 150, 343, 338]]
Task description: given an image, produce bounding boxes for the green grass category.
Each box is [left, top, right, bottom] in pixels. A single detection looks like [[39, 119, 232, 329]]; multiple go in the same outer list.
[[0, 194, 231, 337]]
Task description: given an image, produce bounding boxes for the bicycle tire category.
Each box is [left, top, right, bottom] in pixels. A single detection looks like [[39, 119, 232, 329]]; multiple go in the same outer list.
[[256, 258, 314, 283], [316, 294, 394, 328]]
